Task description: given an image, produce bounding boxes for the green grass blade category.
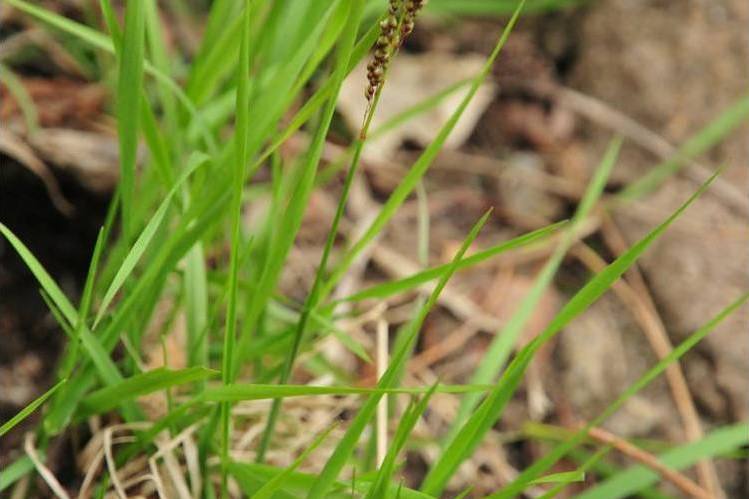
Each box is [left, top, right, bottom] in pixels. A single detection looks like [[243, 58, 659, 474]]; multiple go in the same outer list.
[[491, 295, 749, 497], [578, 423, 749, 499], [0, 379, 66, 437], [366, 384, 438, 499], [0, 224, 127, 388], [445, 138, 621, 443], [619, 95, 749, 201], [6, 0, 217, 153], [529, 471, 585, 486], [115, 0, 145, 241], [253, 0, 367, 462], [0, 223, 77, 323], [307, 210, 492, 498], [219, 2, 253, 494], [81, 367, 218, 415], [339, 221, 565, 303], [93, 152, 210, 327], [323, 0, 526, 296], [229, 462, 434, 498], [0, 63, 38, 133], [200, 383, 492, 403], [232, 0, 362, 380], [420, 169, 721, 496], [251, 424, 337, 499], [0, 456, 35, 492]]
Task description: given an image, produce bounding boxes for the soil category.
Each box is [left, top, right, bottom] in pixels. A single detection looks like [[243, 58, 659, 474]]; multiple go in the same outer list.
[[1, 0, 747, 496]]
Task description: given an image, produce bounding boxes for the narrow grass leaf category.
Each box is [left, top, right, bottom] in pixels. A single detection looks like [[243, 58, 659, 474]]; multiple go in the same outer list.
[[619, 95, 749, 201], [578, 423, 749, 499], [94, 152, 210, 327], [323, 0, 526, 295], [229, 462, 434, 499], [251, 424, 337, 499], [340, 221, 566, 303], [0, 379, 66, 436], [115, 0, 145, 241], [421, 170, 721, 496], [365, 385, 438, 499], [81, 367, 218, 415], [446, 138, 620, 442], [529, 471, 585, 485], [201, 383, 492, 402], [492, 290, 749, 498], [6, 0, 216, 152], [0, 456, 35, 492], [308, 210, 492, 498]]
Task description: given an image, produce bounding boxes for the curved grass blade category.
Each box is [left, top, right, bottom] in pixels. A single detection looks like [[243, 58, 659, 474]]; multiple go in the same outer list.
[[93, 152, 210, 327], [307, 210, 492, 498], [365, 384, 438, 499], [420, 169, 722, 496], [445, 138, 620, 444], [0, 379, 66, 437], [338, 220, 566, 303], [491, 290, 749, 498], [5, 0, 217, 153], [251, 424, 337, 499], [577, 423, 749, 499], [322, 0, 527, 297], [81, 367, 218, 416]]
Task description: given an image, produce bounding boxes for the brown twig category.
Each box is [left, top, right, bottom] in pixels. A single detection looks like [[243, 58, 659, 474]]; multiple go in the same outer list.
[[586, 426, 712, 499]]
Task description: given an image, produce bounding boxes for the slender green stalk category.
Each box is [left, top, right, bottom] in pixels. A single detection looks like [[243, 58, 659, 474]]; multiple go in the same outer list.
[[219, 2, 252, 496], [254, 0, 365, 463]]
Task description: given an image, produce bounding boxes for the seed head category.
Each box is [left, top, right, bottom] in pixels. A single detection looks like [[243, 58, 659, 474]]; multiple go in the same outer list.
[[365, 0, 426, 102]]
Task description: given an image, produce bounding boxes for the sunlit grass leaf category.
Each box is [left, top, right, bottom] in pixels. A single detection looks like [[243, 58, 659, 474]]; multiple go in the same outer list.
[[81, 367, 218, 415], [251, 424, 337, 499], [420, 169, 720, 496], [308, 209, 492, 498], [323, 0, 527, 295], [529, 471, 585, 485], [492, 290, 749, 498], [338, 221, 566, 303], [578, 423, 749, 499], [445, 138, 621, 444], [0, 379, 66, 437], [94, 152, 209, 327]]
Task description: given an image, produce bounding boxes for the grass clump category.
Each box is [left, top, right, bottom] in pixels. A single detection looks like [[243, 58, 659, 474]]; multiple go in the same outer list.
[[1, 0, 747, 497]]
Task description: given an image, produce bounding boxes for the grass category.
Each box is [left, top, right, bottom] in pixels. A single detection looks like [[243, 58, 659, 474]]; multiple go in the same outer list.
[[1, 0, 747, 497]]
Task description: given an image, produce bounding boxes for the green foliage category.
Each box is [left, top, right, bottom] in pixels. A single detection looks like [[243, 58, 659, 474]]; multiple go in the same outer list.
[[2, 0, 745, 496]]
